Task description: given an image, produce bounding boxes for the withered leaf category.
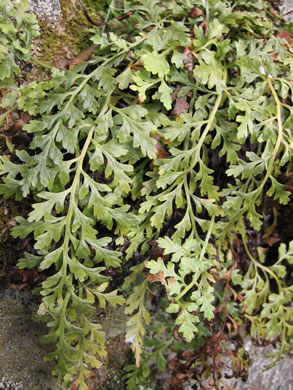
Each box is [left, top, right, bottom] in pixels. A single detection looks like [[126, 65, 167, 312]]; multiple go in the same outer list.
[[279, 30, 291, 45], [4, 119, 24, 137], [146, 270, 168, 288], [68, 44, 97, 70], [171, 84, 181, 101], [183, 47, 193, 71], [153, 135, 169, 159], [189, 7, 204, 18], [171, 97, 189, 116]]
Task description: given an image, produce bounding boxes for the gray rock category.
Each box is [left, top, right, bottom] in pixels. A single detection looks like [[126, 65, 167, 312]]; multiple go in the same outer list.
[[29, 0, 62, 23], [236, 339, 293, 390], [281, 0, 293, 21], [0, 288, 65, 390]]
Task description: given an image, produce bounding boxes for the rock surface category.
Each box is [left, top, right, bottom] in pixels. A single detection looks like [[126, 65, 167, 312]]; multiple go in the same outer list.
[[29, 0, 62, 23], [281, 0, 293, 21], [0, 288, 64, 390], [234, 339, 293, 390]]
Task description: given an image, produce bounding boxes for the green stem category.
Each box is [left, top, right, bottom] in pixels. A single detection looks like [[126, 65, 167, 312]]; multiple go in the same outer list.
[[59, 292, 71, 351], [175, 215, 215, 302], [102, 0, 115, 33], [42, 119, 62, 163], [196, 94, 221, 159], [205, 0, 210, 25], [29, 55, 54, 70], [255, 77, 283, 197], [54, 35, 155, 266], [242, 234, 282, 293], [0, 106, 17, 119], [61, 95, 112, 273], [194, 39, 217, 53], [280, 102, 292, 111], [63, 31, 155, 113], [5, 138, 14, 154], [184, 177, 198, 239], [190, 69, 226, 169]]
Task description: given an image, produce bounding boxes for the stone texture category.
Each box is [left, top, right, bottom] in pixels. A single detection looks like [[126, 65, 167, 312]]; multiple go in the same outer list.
[[29, 0, 62, 23], [281, 0, 293, 21], [0, 288, 65, 390], [236, 339, 293, 390]]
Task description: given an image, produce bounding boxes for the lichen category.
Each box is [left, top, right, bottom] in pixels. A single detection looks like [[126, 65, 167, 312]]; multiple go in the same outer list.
[[0, 377, 23, 390], [29, 0, 93, 72]]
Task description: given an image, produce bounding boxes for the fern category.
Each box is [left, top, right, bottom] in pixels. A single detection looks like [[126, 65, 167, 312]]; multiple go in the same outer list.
[[0, 0, 292, 388]]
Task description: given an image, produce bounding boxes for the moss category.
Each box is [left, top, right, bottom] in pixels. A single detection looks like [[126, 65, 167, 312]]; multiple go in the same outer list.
[[31, 0, 93, 71]]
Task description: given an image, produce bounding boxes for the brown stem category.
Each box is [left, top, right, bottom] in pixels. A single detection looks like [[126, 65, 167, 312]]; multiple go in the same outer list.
[[83, 8, 134, 27]]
